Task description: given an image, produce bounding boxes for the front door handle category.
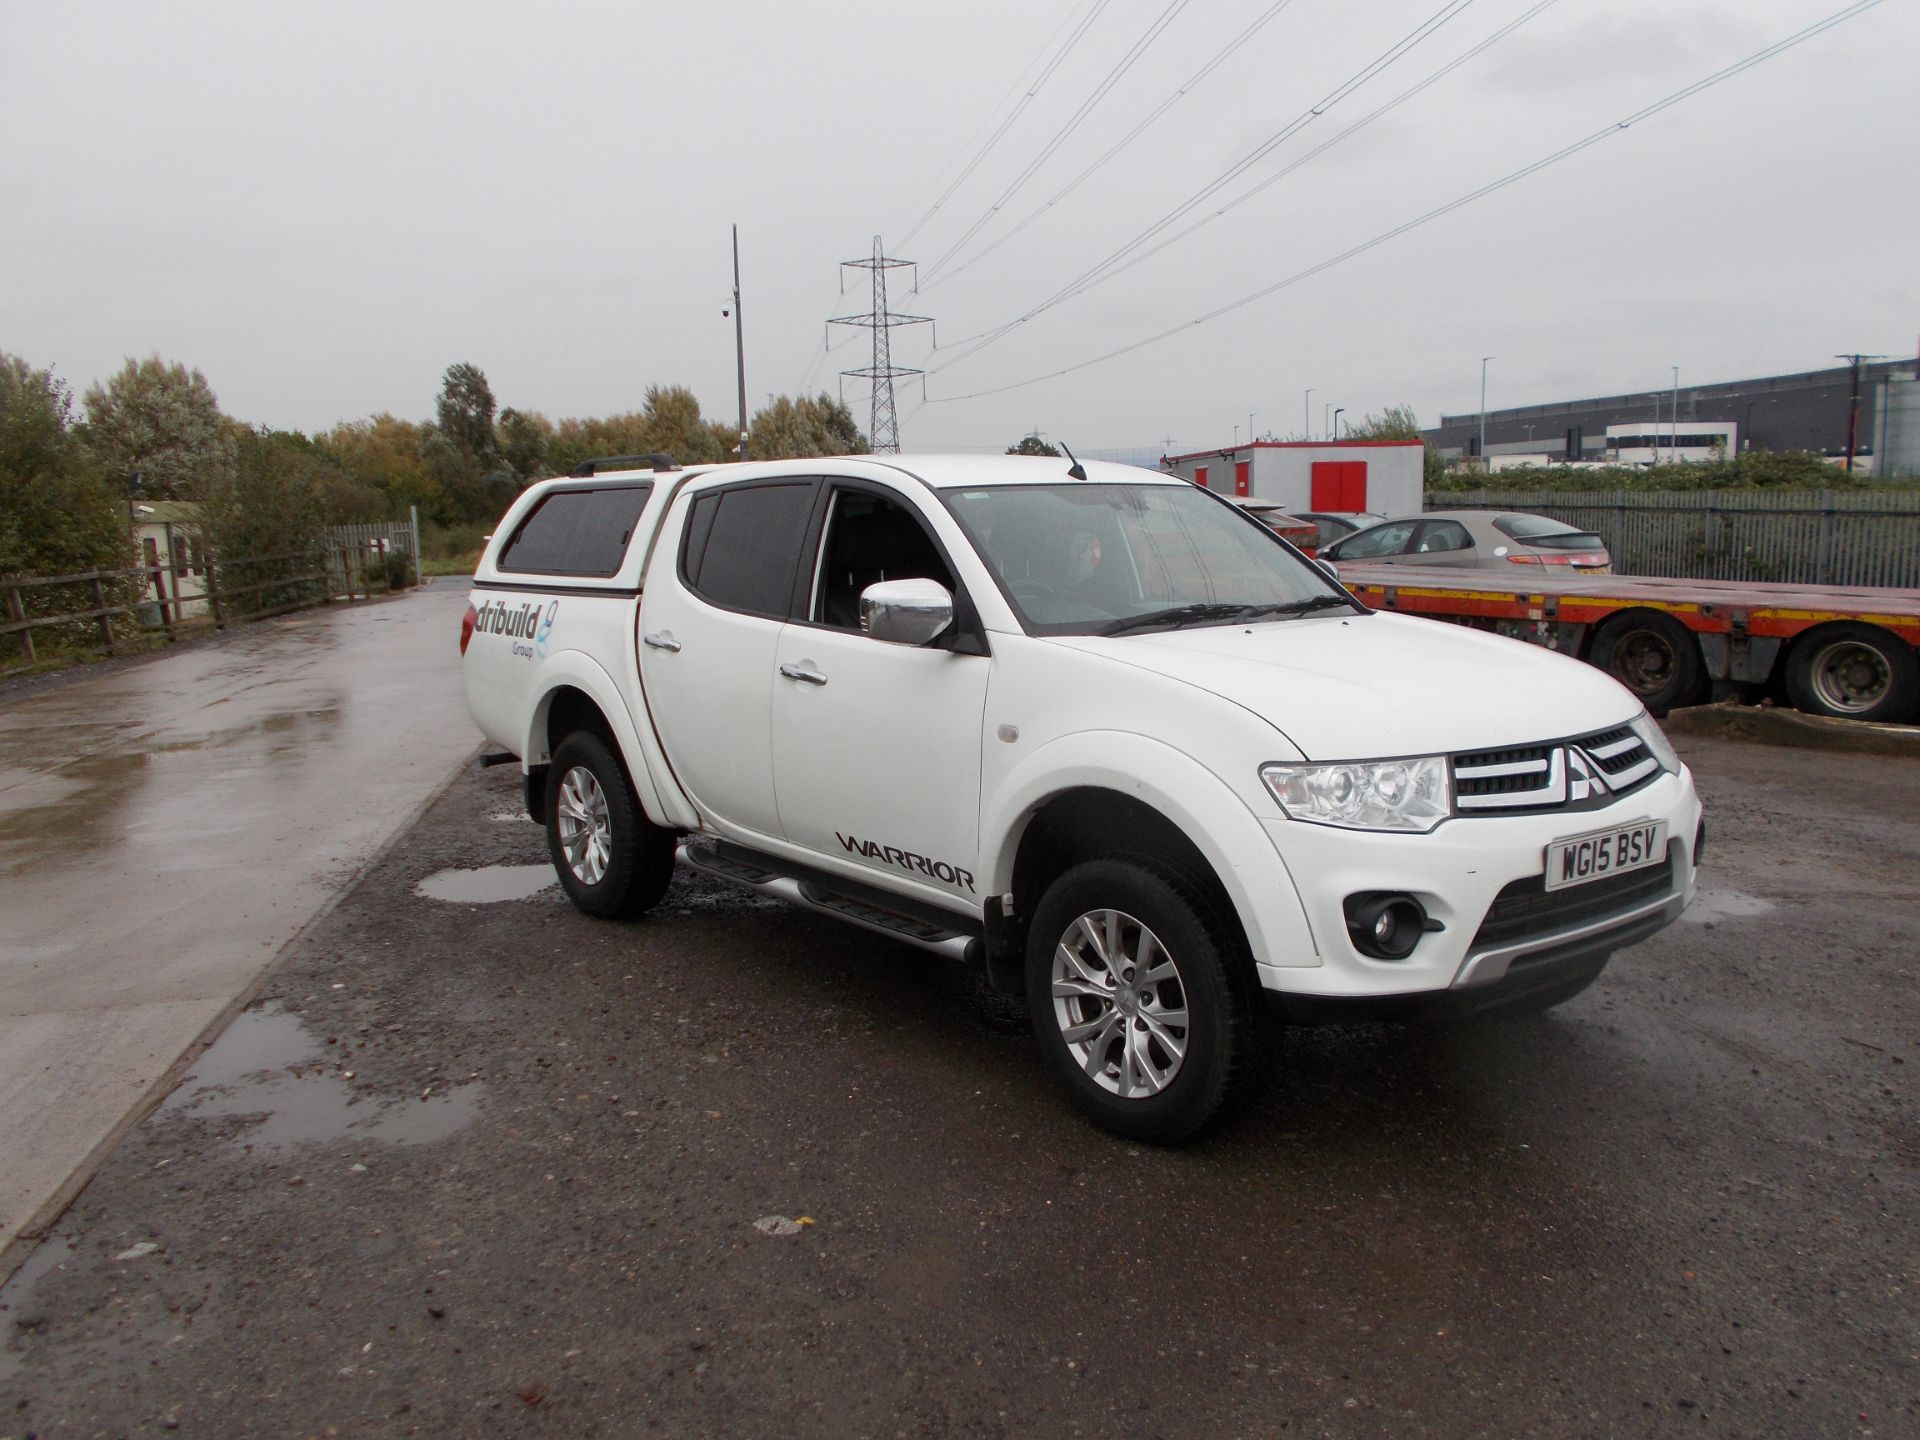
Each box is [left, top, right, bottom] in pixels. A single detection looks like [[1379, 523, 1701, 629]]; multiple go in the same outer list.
[[642, 631, 681, 653], [778, 662, 828, 686]]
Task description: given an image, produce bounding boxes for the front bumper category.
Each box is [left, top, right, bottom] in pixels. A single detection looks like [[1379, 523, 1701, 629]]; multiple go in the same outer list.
[[1250, 766, 1702, 999]]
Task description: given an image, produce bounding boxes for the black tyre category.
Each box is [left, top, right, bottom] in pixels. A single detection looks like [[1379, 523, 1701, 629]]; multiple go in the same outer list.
[[1025, 859, 1263, 1143], [1783, 622, 1920, 723], [1589, 609, 1704, 716], [546, 731, 676, 919]]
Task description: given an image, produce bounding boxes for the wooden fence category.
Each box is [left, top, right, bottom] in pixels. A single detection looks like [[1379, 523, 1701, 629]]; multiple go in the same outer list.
[[1431, 489, 1920, 588], [2, 535, 410, 672]]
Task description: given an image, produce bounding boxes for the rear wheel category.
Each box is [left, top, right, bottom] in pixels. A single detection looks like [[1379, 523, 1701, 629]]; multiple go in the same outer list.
[[1784, 622, 1919, 723], [546, 732, 676, 918], [1025, 860, 1263, 1142], [1589, 610, 1704, 716]]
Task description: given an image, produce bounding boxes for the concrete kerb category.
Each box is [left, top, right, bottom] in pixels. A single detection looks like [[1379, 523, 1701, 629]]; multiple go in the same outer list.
[[0, 741, 486, 1287], [1664, 700, 1920, 758]]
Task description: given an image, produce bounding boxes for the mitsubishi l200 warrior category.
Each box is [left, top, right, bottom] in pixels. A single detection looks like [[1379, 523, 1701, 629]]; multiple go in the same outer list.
[[463, 453, 1701, 1140]]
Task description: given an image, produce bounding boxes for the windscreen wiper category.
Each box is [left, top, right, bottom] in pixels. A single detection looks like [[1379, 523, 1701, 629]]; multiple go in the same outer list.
[[1095, 603, 1251, 637], [1231, 595, 1358, 621]]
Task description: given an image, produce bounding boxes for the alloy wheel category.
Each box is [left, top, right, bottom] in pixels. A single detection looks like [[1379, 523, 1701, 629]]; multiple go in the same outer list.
[[1050, 908, 1190, 1098]]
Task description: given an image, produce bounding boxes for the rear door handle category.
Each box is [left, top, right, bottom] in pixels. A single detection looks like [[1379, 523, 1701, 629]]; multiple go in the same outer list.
[[642, 631, 681, 653], [778, 662, 828, 686]]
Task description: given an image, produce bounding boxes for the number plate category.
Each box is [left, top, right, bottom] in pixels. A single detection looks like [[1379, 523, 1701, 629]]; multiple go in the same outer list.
[[1544, 818, 1667, 891]]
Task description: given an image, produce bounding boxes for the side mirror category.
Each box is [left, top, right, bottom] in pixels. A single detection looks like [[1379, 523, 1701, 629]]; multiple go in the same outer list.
[[1315, 557, 1341, 581], [860, 577, 954, 646]]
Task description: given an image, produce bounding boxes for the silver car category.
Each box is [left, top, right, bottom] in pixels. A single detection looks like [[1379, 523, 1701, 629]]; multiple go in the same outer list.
[[1320, 509, 1612, 574]]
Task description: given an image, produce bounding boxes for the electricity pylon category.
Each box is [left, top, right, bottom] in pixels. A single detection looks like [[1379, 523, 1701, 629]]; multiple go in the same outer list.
[[830, 237, 932, 454]]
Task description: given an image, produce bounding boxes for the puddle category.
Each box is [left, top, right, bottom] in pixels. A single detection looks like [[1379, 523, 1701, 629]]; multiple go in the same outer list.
[[415, 863, 556, 903], [1681, 887, 1777, 924], [0, 1235, 80, 1384], [160, 1003, 481, 1151]]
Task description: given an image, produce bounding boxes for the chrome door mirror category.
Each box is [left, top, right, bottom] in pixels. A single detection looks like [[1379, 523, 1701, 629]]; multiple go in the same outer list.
[[1316, 557, 1341, 582], [860, 577, 954, 646]]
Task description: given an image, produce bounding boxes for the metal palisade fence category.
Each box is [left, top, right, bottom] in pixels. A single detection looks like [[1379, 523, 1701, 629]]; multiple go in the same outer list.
[[1433, 489, 1920, 588]]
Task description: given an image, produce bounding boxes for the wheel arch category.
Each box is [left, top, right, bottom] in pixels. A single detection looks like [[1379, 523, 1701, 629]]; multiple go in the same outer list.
[[524, 652, 675, 828], [982, 734, 1319, 985]]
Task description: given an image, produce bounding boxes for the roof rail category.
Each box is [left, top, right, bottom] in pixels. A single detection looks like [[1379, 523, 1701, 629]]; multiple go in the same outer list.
[[569, 453, 678, 476]]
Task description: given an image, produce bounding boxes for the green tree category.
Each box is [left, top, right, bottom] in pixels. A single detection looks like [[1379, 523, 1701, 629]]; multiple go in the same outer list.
[[1341, 405, 1421, 441], [0, 352, 133, 576], [1006, 434, 1061, 456], [748, 393, 869, 460], [435, 362, 498, 469], [641, 385, 729, 464], [319, 414, 440, 518], [497, 407, 553, 482], [547, 412, 653, 476], [0, 353, 138, 653], [198, 425, 333, 613], [82, 356, 233, 500]]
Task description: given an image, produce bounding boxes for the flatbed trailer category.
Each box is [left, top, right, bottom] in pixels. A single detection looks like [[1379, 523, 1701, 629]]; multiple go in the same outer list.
[[1332, 563, 1920, 724]]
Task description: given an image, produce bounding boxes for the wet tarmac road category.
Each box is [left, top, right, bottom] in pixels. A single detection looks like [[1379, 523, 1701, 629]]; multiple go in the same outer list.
[[0, 733, 1915, 1438], [0, 585, 476, 1261]]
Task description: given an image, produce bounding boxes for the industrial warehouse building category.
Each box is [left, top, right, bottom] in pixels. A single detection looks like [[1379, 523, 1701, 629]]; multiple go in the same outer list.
[[1423, 356, 1920, 476], [1160, 439, 1425, 515]]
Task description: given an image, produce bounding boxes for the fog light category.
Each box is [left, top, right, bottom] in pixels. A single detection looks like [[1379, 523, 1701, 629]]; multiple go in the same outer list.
[[1345, 893, 1432, 961]]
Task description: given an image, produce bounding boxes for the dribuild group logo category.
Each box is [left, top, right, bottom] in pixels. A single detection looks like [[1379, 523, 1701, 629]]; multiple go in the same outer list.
[[474, 597, 559, 661]]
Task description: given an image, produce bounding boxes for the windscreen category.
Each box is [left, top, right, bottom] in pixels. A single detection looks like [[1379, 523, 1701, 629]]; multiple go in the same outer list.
[[942, 483, 1353, 637]]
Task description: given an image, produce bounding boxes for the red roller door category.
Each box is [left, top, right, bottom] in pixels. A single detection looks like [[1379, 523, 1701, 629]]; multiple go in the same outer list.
[[1310, 460, 1368, 511]]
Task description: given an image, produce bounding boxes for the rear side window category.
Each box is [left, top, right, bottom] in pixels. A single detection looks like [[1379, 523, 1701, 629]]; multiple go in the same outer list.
[[1415, 520, 1473, 553], [498, 485, 653, 577], [682, 481, 815, 616]]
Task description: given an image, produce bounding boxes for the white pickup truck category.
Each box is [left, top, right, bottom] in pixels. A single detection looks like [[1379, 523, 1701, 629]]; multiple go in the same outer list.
[[462, 452, 1701, 1140]]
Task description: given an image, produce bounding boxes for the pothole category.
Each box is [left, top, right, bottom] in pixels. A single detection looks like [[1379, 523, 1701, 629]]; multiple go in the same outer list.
[[160, 1003, 481, 1151], [415, 863, 556, 903]]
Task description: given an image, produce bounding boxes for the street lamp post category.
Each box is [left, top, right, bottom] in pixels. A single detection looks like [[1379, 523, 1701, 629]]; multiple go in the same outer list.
[[1479, 356, 1495, 469], [1670, 365, 1680, 464], [1324, 402, 1332, 442], [1249, 412, 1257, 445], [1304, 389, 1313, 441], [1333, 407, 1345, 440]]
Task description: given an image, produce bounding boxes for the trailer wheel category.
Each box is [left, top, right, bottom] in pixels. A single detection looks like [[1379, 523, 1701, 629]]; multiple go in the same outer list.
[[1784, 622, 1919, 723], [1589, 610, 1704, 716]]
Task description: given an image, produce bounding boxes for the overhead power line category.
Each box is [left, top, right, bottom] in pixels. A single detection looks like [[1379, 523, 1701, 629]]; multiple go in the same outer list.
[[917, 0, 1302, 294], [895, 0, 1113, 250], [916, 0, 1191, 288], [1058, 0, 1566, 302], [926, 0, 1888, 405], [928, 0, 1480, 372]]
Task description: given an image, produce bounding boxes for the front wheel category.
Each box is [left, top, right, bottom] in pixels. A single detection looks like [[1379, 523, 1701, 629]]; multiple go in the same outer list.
[[1025, 860, 1263, 1143], [1783, 622, 1919, 723], [546, 732, 676, 918]]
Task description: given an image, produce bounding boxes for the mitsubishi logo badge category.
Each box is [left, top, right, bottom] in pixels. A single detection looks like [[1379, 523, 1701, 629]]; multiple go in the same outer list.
[[1564, 745, 1613, 802]]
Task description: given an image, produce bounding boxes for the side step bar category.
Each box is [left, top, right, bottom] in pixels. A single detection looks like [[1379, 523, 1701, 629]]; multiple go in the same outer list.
[[679, 840, 982, 964]]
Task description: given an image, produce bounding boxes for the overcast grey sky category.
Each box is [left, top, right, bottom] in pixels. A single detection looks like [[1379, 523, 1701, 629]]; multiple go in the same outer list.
[[4, 0, 1916, 456]]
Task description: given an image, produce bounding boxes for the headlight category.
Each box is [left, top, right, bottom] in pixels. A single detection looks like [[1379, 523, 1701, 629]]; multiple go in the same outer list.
[[1630, 711, 1682, 774], [1260, 756, 1452, 833]]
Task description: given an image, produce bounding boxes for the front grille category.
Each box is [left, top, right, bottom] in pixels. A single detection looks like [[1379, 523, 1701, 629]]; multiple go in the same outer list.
[[1471, 848, 1676, 952], [1453, 724, 1660, 814]]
